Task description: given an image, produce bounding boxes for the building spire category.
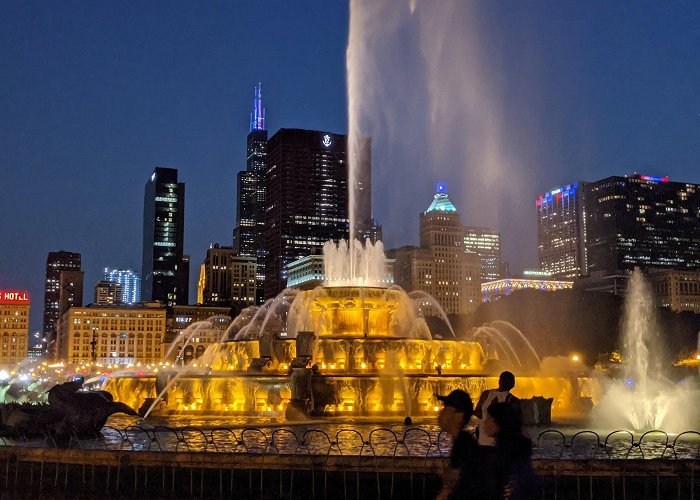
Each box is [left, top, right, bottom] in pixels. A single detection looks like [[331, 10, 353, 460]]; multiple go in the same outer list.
[[425, 182, 458, 213], [249, 82, 266, 132]]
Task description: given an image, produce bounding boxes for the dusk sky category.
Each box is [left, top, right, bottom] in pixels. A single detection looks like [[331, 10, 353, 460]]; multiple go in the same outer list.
[[1, 1, 699, 332]]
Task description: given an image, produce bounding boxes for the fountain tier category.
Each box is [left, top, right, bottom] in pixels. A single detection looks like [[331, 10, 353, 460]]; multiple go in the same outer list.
[[104, 286, 592, 419]]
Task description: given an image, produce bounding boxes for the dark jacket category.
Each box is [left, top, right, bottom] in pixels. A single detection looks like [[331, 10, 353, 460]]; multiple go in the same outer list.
[[446, 431, 498, 500], [495, 434, 539, 500]]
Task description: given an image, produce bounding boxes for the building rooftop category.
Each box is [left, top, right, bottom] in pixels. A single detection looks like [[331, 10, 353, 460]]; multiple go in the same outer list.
[[425, 183, 457, 213]]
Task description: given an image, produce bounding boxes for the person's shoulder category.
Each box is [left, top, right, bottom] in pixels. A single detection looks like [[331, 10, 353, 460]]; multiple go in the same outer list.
[[507, 393, 521, 406], [477, 388, 491, 399]]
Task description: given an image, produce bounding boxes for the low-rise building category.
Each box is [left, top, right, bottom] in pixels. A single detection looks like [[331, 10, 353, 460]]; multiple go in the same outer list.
[[165, 305, 231, 363], [574, 272, 630, 296], [649, 269, 700, 313], [57, 303, 166, 365], [287, 253, 325, 289]]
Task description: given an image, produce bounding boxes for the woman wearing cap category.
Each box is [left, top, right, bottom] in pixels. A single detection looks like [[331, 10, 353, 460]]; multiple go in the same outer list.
[[436, 389, 496, 500]]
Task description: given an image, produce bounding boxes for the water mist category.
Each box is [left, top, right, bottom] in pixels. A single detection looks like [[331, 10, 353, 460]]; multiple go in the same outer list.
[[592, 269, 699, 432]]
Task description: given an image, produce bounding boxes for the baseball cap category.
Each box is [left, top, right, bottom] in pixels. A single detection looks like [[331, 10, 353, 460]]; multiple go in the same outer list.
[[436, 389, 474, 416]]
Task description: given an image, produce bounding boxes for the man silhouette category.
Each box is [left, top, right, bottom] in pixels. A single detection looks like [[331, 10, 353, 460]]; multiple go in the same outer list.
[[475, 371, 521, 446]]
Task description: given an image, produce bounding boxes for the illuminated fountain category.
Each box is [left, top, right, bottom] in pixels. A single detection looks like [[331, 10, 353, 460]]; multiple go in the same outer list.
[[592, 269, 700, 432], [102, 239, 593, 421]]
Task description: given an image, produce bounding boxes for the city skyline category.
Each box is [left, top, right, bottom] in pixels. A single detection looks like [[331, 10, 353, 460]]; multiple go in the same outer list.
[[1, 2, 699, 332]]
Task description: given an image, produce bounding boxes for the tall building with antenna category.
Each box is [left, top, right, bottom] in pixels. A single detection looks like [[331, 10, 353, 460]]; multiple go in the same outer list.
[[233, 83, 268, 304]]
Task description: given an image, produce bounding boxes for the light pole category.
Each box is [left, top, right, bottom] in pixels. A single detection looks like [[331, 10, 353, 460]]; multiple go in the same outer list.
[[91, 327, 98, 363]]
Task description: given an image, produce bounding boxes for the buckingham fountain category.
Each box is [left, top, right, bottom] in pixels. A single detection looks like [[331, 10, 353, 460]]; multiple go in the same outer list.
[[102, 238, 589, 422]]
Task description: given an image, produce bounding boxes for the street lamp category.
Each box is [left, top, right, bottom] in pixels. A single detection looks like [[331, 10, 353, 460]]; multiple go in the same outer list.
[[91, 327, 98, 363]]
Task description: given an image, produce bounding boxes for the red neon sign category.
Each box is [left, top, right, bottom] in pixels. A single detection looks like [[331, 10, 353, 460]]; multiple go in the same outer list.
[[0, 290, 30, 304]]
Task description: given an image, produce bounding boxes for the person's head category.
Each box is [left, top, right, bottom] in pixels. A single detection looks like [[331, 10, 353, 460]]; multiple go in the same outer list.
[[498, 371, 516, 392], [437, 389, 474, 434], [483, 401, 523, 439]]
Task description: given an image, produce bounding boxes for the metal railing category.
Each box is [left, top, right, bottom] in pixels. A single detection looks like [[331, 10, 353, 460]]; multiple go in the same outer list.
[[2, 425, 698, 459], [0, 426, 698, 499]]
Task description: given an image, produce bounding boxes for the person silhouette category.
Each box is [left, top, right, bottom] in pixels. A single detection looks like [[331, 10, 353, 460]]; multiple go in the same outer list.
[[475, 371, 521, 447], [435, 389, 494, 500], [483, 402, 539, 499]]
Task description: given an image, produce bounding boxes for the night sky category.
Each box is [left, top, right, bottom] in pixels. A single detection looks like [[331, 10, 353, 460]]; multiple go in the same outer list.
[[1, 1, 699, 333]]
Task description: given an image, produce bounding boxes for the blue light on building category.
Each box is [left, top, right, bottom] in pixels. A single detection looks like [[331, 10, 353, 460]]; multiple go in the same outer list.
[[104, 268, 141, 304], [250, 82, 266, 132]]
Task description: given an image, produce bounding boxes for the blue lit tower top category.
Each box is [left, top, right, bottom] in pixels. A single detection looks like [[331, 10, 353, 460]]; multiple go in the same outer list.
[[425, 182, 458, 213], [249, 82, 266, 132]]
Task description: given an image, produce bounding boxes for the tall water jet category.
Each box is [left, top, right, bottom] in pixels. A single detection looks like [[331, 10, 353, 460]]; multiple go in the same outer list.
[[346, 1, 536, 266], [593, 269, 700, 432]]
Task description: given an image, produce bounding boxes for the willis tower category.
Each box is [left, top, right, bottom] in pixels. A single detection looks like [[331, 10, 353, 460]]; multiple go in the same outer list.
[[233, 83, 268, 304]]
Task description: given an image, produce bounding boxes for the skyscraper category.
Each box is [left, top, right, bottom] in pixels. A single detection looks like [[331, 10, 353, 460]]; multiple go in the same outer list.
[[581, 174, 699, 275], [142, 167, 188, 306], [58, 270, 84, 317], [388, 184, 481, 315], [536, 183, 585, 278], [233, 83, 268, 304], [200, 244, 257, 316], [536, 174, 700, 279], [463, 226, 502, 282], [264, 129, 350, 299], [418, 184, 481, 313], [104, 268, 141, 304], [43, 251, 81, 355]]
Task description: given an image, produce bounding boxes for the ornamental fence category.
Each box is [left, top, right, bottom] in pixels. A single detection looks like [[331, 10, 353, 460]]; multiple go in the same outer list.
[[0, 426, 698, 499]]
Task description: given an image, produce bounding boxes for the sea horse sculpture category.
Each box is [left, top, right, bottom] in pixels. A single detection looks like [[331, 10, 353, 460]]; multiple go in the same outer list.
[[1, 380, 138, 437]]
